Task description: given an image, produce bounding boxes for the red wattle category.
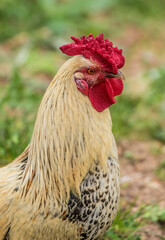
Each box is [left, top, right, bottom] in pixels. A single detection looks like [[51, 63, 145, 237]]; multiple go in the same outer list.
[[106, 77, 123, 96], [89, 78, 123, 112], [89, 81, 116, 112]]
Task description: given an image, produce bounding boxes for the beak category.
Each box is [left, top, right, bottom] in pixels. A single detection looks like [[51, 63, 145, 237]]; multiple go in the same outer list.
[[105, 70, 125, 81]]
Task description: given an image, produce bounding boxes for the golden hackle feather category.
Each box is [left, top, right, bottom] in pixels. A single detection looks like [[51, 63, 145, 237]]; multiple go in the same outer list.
[[0, 56, 118, 239]]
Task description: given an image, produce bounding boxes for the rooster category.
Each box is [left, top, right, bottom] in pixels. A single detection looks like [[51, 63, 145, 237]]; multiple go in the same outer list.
[[0, 34, 125, 240]]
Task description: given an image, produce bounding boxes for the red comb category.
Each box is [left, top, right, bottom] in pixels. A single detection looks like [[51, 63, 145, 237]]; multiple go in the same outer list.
[[59, 33, 125, 73]]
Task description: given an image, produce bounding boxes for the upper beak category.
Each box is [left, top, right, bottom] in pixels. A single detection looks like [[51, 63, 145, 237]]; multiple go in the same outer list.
[[105, 70, 125, 81]]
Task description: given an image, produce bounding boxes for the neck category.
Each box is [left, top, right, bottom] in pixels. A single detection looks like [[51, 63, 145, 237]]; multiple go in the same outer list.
[[19, 56, 116, 209]]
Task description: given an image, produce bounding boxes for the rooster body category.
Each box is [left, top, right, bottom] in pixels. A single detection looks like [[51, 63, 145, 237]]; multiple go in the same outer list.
[[0, 34, 124, 240]]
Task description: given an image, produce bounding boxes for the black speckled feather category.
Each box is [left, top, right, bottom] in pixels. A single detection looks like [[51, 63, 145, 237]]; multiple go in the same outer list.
[[66, 157, 120, 240]]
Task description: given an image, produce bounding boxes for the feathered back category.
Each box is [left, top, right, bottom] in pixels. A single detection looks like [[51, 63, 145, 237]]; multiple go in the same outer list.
[[0, 147, 29, 239]]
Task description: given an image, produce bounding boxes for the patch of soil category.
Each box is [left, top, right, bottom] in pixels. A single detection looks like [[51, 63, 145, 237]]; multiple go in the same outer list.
[[118, 140, 165, 239]]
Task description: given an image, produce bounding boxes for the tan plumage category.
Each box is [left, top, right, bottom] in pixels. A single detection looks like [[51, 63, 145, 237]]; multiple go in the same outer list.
[[0, 56, 119, 240]]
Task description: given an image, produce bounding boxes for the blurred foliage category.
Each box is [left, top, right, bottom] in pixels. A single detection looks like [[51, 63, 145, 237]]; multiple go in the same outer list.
[[143, 205, 165, 224], [105, 204, 165, 239], [0, 0, 165, 40]]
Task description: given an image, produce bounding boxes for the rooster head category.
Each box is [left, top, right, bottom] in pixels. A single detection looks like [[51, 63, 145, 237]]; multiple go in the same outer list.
[[60, 33, 125, 112]]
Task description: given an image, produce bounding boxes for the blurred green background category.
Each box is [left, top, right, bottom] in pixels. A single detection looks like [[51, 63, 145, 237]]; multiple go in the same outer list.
[[0, 0, 165, 239]]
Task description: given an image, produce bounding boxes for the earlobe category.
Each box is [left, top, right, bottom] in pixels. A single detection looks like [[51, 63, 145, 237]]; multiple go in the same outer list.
[[75, 79, 89, 96]]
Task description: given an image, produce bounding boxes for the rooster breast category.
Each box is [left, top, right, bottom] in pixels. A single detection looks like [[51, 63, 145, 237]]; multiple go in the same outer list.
[[6, 157, 119, 240], [67, 157, 120, 240]]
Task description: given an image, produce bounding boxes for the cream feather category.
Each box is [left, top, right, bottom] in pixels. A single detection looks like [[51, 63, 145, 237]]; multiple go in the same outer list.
[[0, 55, 118, 239]]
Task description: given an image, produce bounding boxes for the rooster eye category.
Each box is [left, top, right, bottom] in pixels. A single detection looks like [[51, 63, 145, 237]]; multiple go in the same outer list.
[[87, 69, 95, 75]]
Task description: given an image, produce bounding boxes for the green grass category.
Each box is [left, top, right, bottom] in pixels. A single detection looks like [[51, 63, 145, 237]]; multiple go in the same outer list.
[[104, 204, 165, 239], [105, 203, 143, 240]]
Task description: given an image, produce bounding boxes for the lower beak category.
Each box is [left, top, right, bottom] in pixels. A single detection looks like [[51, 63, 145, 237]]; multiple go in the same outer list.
[[105, 70, 125, 81]]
